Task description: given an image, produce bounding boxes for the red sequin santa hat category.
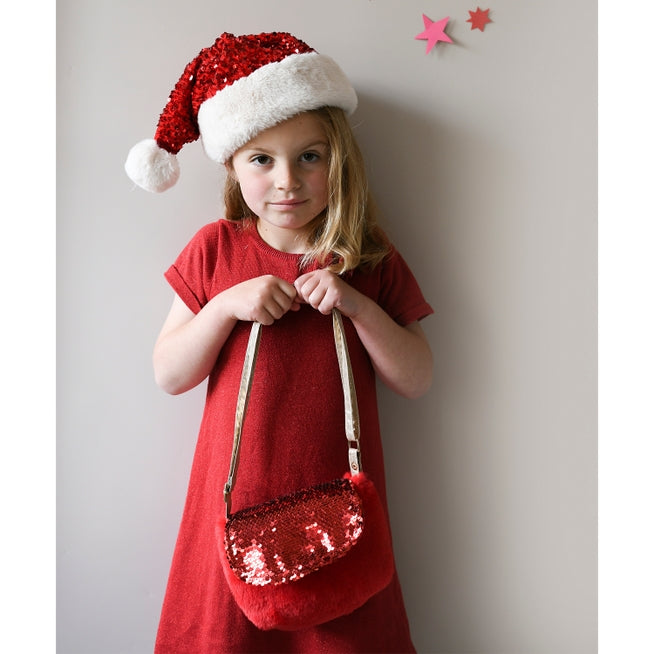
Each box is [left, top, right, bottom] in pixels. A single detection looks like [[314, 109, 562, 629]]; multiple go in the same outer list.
[[125, 32, 358, 193]]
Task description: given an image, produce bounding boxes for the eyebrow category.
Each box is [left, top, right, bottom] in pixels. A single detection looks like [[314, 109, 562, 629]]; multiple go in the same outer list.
[[241, 140, 328, 154]]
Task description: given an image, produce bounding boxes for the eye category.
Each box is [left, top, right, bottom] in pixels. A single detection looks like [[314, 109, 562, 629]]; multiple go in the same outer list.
[[299, 151, 321, 163], [250, 154, 272, 166]]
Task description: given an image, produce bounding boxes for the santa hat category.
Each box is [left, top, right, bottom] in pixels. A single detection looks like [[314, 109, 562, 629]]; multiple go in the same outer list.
[[125, 32, 358, 193]]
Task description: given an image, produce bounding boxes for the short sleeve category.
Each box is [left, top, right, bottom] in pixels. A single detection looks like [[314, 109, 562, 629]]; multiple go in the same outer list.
[[164, 222, 221, 314], [346, 246, 434, 327], [374, 247, 434, 326]]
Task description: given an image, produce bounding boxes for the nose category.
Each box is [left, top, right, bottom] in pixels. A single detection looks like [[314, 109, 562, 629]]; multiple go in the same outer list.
[[275, 160, 301, 191]]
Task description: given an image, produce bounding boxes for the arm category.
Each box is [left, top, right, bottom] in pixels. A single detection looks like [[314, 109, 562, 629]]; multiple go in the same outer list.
[[153, 275, 299, 395], [294, 270, 433, 399]]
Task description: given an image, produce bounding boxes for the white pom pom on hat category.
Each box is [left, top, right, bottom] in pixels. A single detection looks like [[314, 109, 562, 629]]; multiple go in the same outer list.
[[125, 32, 357, 193], [125, 139, 180, 193]]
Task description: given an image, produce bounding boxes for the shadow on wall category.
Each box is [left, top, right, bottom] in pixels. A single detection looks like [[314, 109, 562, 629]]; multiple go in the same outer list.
[[351, 91, 512, 648]]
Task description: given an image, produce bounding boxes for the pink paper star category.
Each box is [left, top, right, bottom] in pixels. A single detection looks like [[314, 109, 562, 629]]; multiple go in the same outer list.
[[467, 7, 492, 31], [415, 14, 453, 53]]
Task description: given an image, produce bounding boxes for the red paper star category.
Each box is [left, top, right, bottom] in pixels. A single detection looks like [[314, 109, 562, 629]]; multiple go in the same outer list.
[[467, 7, 492, 31], [415, 14, 453, 53]]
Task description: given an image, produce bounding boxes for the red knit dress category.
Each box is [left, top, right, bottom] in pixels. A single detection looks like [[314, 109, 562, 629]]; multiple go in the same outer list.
[[154, 219, 433, 654]]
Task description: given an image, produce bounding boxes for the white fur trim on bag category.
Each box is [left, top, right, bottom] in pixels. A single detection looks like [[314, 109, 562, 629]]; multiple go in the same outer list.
[[198, 52, 358, 163]]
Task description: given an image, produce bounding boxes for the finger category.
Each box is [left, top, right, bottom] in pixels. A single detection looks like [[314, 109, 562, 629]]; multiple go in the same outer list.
[[306, 285, 327, 308], [316, 289, 339, 315], [257, 279, 296, 312], [295, 277, 320, 302], [261, 299, 290, 321], [294, 270, 318, 291], [277, 279, 298, 301], [293, 270, 314, 287], [262, 286, 300, 321], [253, 309, 276, 326]]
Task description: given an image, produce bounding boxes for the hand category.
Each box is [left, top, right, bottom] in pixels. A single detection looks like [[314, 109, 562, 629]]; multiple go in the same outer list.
[[295, 270, 432, 398], [221, 275, 300, 325], [294, 269, 363, 316]]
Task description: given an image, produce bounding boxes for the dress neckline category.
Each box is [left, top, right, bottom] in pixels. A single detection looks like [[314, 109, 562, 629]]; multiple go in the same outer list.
[[245, 220, 309, 262]]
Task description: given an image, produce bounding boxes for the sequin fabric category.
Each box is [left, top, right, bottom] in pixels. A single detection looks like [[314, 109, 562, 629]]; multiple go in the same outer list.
[[155, 32, 314, 154], [225, 478, 364, 586]]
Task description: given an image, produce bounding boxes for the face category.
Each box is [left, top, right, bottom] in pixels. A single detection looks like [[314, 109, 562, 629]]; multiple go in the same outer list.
[[228, 113, 330, 253]]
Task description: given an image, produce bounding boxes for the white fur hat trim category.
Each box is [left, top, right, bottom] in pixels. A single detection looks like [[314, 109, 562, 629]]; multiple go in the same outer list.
[[198, 52, 357, 164]]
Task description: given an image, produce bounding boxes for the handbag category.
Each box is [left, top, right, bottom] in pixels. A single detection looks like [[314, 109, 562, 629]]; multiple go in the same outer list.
[[217, 309, 395, 631]]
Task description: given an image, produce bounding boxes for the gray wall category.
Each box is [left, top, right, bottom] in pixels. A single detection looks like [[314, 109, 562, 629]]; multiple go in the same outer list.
[[57, 1, 597, 652]]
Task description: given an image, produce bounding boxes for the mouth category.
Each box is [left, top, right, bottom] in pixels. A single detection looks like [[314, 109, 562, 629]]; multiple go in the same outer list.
[[269, 200, 308, 210]]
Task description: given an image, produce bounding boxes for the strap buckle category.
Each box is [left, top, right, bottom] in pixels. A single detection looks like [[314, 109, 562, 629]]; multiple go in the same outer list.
[[223, 483, 232, 518], [348, 442, 362, 475]]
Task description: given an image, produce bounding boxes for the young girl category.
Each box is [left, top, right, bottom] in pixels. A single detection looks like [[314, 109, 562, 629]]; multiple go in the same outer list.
[[126, 32, 433, 654]]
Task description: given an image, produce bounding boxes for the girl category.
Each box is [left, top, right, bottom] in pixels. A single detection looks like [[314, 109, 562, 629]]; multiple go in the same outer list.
[[126, 32, 433, 654]]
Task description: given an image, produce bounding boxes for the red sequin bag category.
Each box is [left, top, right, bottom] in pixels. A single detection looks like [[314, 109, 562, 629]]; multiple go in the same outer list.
[[217, 310, 395, 631]]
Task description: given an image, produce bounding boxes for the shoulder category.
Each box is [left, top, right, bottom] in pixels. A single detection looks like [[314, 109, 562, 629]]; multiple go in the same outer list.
[[380, 243, 410, 273], [165, 219, 254, 311], [350, 242, 434, 325], [178, 219, 253, 255], [189, 218, 243, 243], [356, 242, 411, 280]]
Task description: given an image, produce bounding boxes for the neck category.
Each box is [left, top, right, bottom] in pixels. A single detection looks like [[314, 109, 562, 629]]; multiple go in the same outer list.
[[255, 220, 310, 254]]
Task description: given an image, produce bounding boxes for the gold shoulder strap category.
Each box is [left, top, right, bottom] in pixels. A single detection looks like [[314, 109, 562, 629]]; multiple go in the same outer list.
[[223, 309, 361, 517]]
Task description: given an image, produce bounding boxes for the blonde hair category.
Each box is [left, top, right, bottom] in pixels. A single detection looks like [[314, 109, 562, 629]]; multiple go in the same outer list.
[[223, 107, 390, 274]]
